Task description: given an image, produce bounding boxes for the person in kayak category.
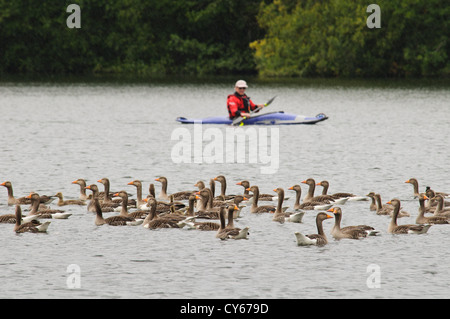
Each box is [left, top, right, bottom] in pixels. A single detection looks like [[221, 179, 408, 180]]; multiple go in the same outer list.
[[227, 80, 265, 119]]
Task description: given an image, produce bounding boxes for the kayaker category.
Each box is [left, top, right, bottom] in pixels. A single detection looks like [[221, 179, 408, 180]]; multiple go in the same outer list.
[[227, 80, 265, 119]]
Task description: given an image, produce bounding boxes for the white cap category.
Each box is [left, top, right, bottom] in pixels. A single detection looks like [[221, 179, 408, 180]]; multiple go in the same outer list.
[[235, 80, 248, 88]]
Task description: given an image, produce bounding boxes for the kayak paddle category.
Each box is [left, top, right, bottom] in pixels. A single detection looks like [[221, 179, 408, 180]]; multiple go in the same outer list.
[[231, 95, 277, 126]]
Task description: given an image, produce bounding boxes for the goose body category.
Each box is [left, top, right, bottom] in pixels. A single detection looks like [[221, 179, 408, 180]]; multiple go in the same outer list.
[[85, 184, 117, 212], [294, 212, 333, 246], [416, 195, 449, 224], [142, 197, 186, 229], [155, 176, 193, 201], [272, 188, 287, 224], [216, 206, 249, 240], [301, 178, 335, 204], [328, 207, 379, 239], [54, 192, 86, 206], [247, 186, 277, 213], [387, 199, 431, 234], [27, 193, 72, 219], [14, 205, 51, 233], [375, 194, 409, 217], [431, 195, 450, 217]]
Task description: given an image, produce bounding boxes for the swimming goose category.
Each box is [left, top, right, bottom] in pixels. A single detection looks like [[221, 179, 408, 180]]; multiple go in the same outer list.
[[71, 178, 90, 200], [416, 195, 449, 224], [294, 212, 333, 246], [301, 178, 337, 204], [142, 197, 186, 229], [328, 207, 379, 239], [366, 192, 377, 211], [431, 195, 450, 217], [14, 205, 51, 233], [246, 186, 276, 213], [97, 178, 122, 205], [316, 180, 354, 199], [387, 199, 431, 234], [236, 180, 276, 201], [425, 186, 450, 199], [27, 193, 72, 219], [1, 181, 31, 205], [213, 175, 236, 200], [93, 197, 141, 226], [272, 188, 287, 224], [127, 180, 147, 209], [54, 192, 86, 206], [216, 206, 249, 240], [375, 194, 410, 217], [155, 176, 193, 201], [85, 184, 117, 213], [113, 191, 148, 219], [287, 185, 333, 211], [176, 195, 220, 230]]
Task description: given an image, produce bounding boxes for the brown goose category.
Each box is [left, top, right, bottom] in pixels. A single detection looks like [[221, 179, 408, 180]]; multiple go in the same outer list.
[[213, 175, 236, 200], [142, 197, 185, 229], [93, 196, 141, 226], [97, 178, 121, 205], [405, 178, 421, 198], [0, 181, 30, 205], [71, 178, 90, 200], [301, 178, 336, 204], [416, 194, 449, 224], [294, 212, 333, 246], [387, 199, 431, 234], [128, 180, 146, 209], [316, 180, 355, 199], [375, 194, 410, 217], [328, 207, 379, 239], [287, 185, 332, 211], [176, 195, 219, 231], [14, 205, 51, 233], [431, 195, 450, 217], [54, 192, 86, 206], [246, 186, 276, 213], [216, 206, 249, 240], [155, 176, 193, 201], [27, 193, 71, 219], [425, 186, 450, 201], [366, 192, 377, 211], [113, 191, 148, 220], [85, 184, 117, 213], [236, 180, 275, 201], [272, 188, 287, 224]]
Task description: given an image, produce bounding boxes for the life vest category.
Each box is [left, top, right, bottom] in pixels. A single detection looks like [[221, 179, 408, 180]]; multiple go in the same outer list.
[[227, 92, 257, 119]]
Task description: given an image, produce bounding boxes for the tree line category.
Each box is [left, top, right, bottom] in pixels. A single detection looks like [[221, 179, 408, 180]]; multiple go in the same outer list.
[[0, 0, 448, 77]]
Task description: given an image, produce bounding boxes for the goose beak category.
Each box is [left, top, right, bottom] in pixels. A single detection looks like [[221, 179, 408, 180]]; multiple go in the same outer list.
[[236, 182, 242, 185], [155, 178, 160, 181], [113, 192, 119, 197], [405, 180, 410, 183], [97, 179, 102, 183], [127, 181, 134, 185], [245, 187, 251, 191], [273, 188, 277, 192], [301, 180, 306, 184], [327, 208, 334, 212], [288, 186, 293, 190], [326, 214, 333, 219], [316, 182, 321, 186]]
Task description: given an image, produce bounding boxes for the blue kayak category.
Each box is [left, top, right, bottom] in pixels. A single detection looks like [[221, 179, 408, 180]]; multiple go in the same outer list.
[[176, 111, 328, 125]]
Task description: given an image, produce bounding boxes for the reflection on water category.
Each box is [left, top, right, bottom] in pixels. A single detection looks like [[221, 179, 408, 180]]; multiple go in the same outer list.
[[0, 77, 449, 299]]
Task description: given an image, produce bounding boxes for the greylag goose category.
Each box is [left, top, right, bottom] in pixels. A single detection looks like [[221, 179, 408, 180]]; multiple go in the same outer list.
[[113, 191, 148, 220], [328, 207, 379, 239], [213, 175, 236, 200], [375, 194, 410, 217], [176, 195, 220, 230], [294, 212, 333, 246], [416, 195, 449, 224], [128, 180, 146, 209], [1, 181, 31, 205], [71, 178, 90, 200], [317, 180, 366, 201], [155, 176, 193, 201], [93, 197, 141, 226], [246, 186, 276, 213], [97, 178, 122, 205], [27, 193, 72, 219], [431, 195, 450, 217], [425, 186, 450, 199], [366, 192, 377, 211], [85, 184, 117, 213], [272, 188, 287, 224], [288, 185, 332, 211], [14, 205, 51, 233], [301, 178, 338, 204], [54, 192, 86, 206], [387, 199, 431, 234], [216, 206, 249, 240], [405, 178, 421, 198], [236, 180, 276, 201], [142, 197, 187, 229]]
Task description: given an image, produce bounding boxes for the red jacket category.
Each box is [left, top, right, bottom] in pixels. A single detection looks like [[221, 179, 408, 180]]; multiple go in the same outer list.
[[227, 92, 258, 119]]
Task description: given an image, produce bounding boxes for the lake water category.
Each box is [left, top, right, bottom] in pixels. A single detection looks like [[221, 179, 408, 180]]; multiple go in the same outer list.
[[0, 77, 449, 300]]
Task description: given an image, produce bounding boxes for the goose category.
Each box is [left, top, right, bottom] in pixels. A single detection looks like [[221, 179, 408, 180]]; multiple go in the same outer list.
[[142, 197, 186, 229], [0, 209, 38, 224], [288, 185, 332, 211], [71, 178, 90, 200], [301, 178, 339, 204], [113, 191, 148, 220], [246, 186, 276, 213], [317, 180, 367, 202], [176, 195, 220, 231], [431, 195, 450, 218], [405, 178, 421, 198], [1, 181, 31, 205], [416, 194, 449, 225], [155, 176, 194, 201], [127, 180, 147, 209], [236, 180, 276, 201], [54, 192, 86, 206], [294, 212, 333, 246], [366, 192, 377, 211], [216, 206, 249, 240], [213, 175, 236, 200], [425, 186, 450, 199], [387, 199, 431, 234], [93, 196, 142, 226], [97, 178, 122, 205], [328, 207, 379, 239], [27, 193, 72, 219], [375, 194, 410, 217], [14, 205, 51, 233], [272, 187, 287, 224], [85, 184, 117, 212]]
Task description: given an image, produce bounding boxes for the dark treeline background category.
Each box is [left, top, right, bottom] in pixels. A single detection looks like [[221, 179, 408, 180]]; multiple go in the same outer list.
[[0, 0, 448, 77]]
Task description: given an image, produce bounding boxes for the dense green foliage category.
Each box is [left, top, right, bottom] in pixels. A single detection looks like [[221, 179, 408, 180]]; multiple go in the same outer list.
[[251, 0, 449, 77], [0, 0, 448, 77]]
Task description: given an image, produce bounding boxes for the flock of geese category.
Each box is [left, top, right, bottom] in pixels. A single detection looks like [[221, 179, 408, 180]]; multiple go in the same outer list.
[[1, 176, 449, 245]]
